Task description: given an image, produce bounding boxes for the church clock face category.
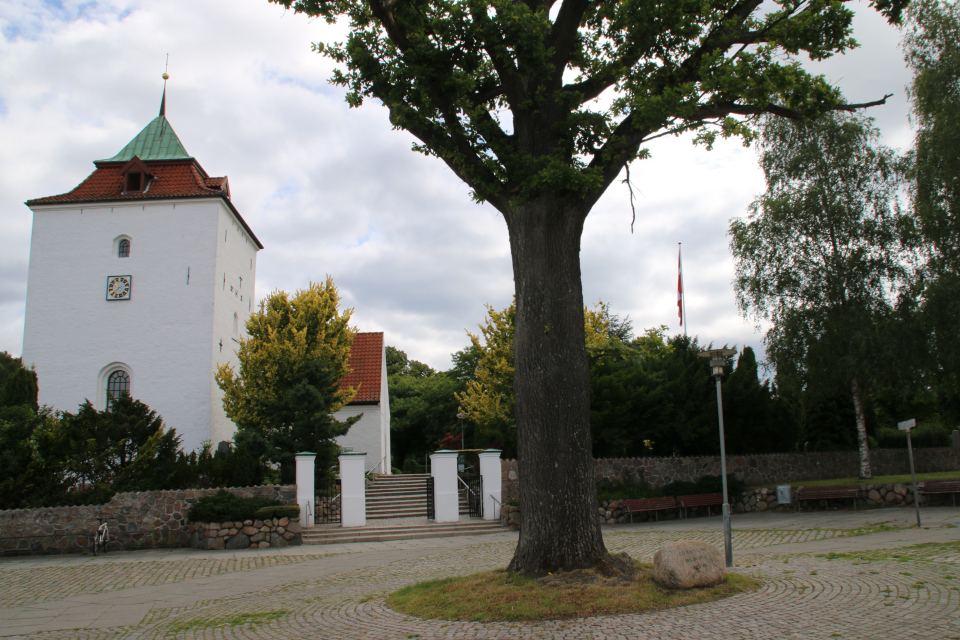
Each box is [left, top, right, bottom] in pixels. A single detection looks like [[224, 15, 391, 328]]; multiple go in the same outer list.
[[106, 275, 132, 300]]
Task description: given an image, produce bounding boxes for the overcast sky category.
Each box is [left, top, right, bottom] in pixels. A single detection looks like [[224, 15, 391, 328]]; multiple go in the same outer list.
[[0, 0, 915, 372]]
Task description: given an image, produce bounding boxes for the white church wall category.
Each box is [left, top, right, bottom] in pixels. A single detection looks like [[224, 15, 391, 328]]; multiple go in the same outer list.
[[22, 199, 238, 452], [209, 203, 259, 446], [334, 404, 386, 473]]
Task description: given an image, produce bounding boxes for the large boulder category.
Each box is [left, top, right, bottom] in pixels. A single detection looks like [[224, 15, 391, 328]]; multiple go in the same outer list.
[[653, 541, 725, 589], [225, 533, 250, 550], [269, 532, 289, 548]]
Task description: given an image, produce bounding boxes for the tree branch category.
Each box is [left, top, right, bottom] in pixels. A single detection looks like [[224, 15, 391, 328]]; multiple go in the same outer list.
[[546, 0, 591, 88]]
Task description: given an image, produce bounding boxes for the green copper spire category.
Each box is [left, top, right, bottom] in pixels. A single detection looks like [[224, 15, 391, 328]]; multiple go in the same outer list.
[[97, 115, 192, 163]]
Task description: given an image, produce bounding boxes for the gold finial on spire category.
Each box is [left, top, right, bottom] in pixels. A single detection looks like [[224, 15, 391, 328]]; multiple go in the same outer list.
[[159, 54, 169, 117]]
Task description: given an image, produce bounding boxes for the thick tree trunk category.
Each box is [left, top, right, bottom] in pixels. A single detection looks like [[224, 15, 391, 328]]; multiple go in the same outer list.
[[851, 376, 872, 479], [504, 197, 609, 575]]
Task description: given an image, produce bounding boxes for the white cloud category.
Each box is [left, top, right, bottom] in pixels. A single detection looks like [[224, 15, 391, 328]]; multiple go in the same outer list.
[[0, 0, 913, 371]]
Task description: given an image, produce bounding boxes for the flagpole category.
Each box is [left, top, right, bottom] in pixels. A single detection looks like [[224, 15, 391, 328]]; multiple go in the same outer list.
[[678, 243, 687, 338]]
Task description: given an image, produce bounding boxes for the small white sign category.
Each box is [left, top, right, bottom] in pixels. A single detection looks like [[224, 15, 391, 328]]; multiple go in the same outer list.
[[898, 419, 917, 432]]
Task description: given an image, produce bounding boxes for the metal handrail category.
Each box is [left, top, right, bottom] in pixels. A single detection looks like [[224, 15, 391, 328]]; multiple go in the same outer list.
[[458, 475, 480, 498], [370, 456, 387, 475], [304, 500, 313, 521], [490, 495, 506, 528]]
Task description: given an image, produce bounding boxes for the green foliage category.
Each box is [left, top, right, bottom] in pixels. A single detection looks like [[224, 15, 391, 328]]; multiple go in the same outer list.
[[722, 347, 797, 454], [217, 279, 356, 456], [455, 300, 623, 457], [0, 351, 22, 391], [273, 0, 904, 210], [0, 366, 38, 411], [250, 357, 359, 484], [255, 504, 301, 520], [875, 424, 952, 449], [662, 474, 747, 498], [168, 441, 268, 490], [799, 387, 875, 452], [217, 279, 358, 484], [596, 476, 658, 502], [187, 490, 282, 523], [730, 112, 915, 477], [0, 406, 67, 509], [905, 2, 960, 426], [57, 393, 181, 494], [391, 369, 463, 465]]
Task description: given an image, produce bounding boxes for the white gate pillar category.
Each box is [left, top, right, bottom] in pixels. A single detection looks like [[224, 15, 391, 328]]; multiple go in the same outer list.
[[478, 449, 502, 521], [295, 451, 316, 530], [339, 451, 367, 528], [430, 450, 460, 523]]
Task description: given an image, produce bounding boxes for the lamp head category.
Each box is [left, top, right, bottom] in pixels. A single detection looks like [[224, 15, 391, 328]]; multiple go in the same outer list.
[[698, 348, 738, 380]]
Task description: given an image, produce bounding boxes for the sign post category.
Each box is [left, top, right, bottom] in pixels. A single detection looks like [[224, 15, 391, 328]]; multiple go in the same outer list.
[[898, 419, 921, 528]]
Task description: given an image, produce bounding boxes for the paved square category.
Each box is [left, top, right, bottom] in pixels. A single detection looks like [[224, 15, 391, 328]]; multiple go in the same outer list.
[[2, 508, 959, 639]]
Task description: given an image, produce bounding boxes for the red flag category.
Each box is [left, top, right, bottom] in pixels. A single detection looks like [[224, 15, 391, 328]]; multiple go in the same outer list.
[[677, 247, 683, 326]]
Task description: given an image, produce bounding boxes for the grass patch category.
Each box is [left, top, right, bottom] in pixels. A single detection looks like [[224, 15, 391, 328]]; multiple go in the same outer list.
[[386, 564, 760, 622], [167, 610, 288, 632], [748, 471, 959, 491]]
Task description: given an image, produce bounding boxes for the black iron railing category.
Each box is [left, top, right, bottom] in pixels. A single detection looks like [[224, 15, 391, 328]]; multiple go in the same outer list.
[[426, 476, 435, 520], [463, 475, 483, 518], [315, 478, 341, 525]]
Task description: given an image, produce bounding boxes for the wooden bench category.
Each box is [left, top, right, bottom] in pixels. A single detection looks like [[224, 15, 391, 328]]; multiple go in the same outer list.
[[621, 497, 678, 522], [677, 493, 725, 518], [797, 485, 861, 511], [918, 479, 960, 507]]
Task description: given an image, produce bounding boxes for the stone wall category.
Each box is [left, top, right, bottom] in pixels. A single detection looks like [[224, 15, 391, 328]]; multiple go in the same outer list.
[[502, 483, 951, 530], [735, 482, 944, 513], [190, 515, 301, 550], [500, 448, 960, 502], [0, 485, 295, 556]]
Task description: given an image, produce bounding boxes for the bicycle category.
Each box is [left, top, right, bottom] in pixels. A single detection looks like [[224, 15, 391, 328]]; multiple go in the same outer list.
[[93, 516, 110, 556]]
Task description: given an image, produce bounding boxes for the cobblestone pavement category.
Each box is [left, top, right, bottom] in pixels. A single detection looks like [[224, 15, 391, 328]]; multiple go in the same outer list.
[[2, 508, 959, 639]]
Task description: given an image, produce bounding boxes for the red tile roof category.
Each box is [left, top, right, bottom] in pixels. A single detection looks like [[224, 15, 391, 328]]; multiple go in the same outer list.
[[27, 160, 227, 204], [340, 332, 384, 404], [26, 159, 262, 249]]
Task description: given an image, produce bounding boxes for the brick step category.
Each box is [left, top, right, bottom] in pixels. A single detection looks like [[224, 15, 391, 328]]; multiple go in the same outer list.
[[302, 521, 504, 545]]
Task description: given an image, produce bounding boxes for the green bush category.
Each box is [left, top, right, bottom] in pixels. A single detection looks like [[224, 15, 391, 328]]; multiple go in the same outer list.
[[876, 426, 951, 449], [662, 474, 746, 497], [596, 476, 660, 501], [187, 490, 282, 523], [255, 504, 300, 520], [660, 480, 700, 497]]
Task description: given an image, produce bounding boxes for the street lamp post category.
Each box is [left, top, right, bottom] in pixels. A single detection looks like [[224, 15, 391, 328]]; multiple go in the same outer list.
[[457, 412, 466, 450], [699, 347, 737, 568]]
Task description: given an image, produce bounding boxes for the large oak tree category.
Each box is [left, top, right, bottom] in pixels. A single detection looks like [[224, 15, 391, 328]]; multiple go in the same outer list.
[[271, 0, 906, 574]]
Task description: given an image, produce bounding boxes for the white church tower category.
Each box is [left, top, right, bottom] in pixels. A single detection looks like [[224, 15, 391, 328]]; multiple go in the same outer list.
[[21, 92, 262, 451]]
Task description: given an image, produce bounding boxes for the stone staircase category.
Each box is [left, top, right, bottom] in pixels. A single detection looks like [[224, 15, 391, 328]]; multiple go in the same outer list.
[[366, 473, 431, 520], [302, 473, 504, 545]]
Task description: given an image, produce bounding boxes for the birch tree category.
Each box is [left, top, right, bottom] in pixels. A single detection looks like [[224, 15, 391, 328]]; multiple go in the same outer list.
[[730, 113, 913, 478]]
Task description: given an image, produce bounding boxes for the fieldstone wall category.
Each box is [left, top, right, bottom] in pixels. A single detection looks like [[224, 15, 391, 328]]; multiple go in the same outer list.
[[503, 482, 950, 530], [0, 485, 295, 556], [736, 482, 938, 513], [190, 516, 301, 550], [500, 447, 960, 502]]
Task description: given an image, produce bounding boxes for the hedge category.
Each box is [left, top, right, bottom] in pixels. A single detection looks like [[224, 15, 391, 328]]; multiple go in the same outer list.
[[187, 489, 283, 523]]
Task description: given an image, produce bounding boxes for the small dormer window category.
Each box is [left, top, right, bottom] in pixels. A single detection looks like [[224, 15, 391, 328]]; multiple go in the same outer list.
[[118, 239, 130, 258], [120, 156, 153, 194], [125, 172, 145, 192]]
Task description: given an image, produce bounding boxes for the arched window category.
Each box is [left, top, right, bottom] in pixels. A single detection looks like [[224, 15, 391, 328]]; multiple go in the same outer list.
[[118, 238, 130, 258], [106, 369, 130, 410], [233, 312, 239, 336]]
